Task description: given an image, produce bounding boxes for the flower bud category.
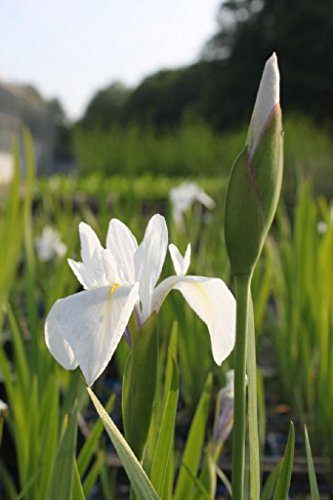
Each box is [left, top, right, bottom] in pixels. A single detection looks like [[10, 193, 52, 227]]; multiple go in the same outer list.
[[225, 53, 283, 277]]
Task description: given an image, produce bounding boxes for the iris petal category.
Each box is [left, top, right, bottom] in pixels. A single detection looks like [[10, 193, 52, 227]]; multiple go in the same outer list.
[[134, 214, 168, 319], [45, 283, 139, 386], [152, 275, 236, 365], [106, 219, 138, 283]]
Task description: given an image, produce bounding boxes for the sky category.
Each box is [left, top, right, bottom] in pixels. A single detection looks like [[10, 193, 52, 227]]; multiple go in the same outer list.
[[1, 0, 221, 120]]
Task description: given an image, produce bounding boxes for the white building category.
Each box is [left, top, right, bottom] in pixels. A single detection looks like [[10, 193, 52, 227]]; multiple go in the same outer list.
[[0, 80, 55, 182]]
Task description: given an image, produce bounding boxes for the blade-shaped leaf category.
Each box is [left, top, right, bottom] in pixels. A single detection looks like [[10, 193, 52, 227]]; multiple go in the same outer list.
[[273, 421, 295, 500], [72, 460, 86, 500], [150, 353, 179, 496], [88, 387, 159, 500], [122, 314, 158, 460], [45, 402, 78, 500], [77, 394, 115, 477], [304, 425, 320, 500], [174, 373, 212, 500], [261, 462, 281, 500]]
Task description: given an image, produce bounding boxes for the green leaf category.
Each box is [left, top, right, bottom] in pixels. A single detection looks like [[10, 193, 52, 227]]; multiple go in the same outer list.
[[198, 450, 216, 499], [150, 353, 179, 496], [87, 388, 159, 500], [122, 314, 158, 459], [273, 422, 295, 500], [77, 394, 115, 477], [82, 453, 104, 498], [261, 462, 281, 500], [45, 402, 78, 500], [72, 460, 86, 500], [304, 425, 320, 500], [174, 373, 212, 500]]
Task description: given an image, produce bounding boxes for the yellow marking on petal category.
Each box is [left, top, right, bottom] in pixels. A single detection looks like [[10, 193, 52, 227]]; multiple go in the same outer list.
[[108, 283, 121, 298]]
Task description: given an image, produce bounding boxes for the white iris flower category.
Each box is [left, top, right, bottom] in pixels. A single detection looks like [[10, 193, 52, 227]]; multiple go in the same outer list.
[[169, 182, 215, 230], [36, 226, 67, 262], [45, 214, 236, 386]]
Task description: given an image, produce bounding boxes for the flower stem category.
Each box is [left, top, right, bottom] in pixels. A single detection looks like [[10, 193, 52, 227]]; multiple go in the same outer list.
[[232, 274, 251, 500]]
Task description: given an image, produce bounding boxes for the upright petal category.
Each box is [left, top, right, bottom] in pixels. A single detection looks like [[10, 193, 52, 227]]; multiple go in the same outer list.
[[134, 214, 168, 318], [79, 222, 103, 266], [45, 284, 139, 386], [106, 219, 138, 283], [68, 247, 111, 290], [68, 258, 95, 290], [169, 243, 191, 276]]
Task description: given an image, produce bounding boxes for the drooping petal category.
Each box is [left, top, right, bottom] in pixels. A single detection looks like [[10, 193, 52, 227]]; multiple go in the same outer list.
[[134, 214, 168, 319], [196, 190, 216, 209], [174, 277, 236, 364], [106, 219, 138, 283], [169, 243, 191, 276], [152, 275, 236, 365], [45, 284, 139, 386], [45, 316, 78, 370]]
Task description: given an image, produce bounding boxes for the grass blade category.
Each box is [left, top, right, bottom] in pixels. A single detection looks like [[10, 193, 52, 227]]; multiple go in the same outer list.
[[304, 425, 320, 500], [150, 353, 179, 496], [174, 373, 212, 500], [273, 421, 295, 500], [46, 402, 78, 500]]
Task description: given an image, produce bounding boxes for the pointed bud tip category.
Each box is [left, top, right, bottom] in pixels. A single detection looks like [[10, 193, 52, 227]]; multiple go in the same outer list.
[[247, 52, 280, 156]]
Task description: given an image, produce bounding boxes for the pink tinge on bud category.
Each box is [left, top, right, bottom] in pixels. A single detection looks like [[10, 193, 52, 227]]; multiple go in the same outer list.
[[247, 53, 280, 160]]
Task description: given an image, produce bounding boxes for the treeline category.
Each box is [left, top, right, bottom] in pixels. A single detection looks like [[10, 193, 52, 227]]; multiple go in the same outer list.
[[77, 0, 333, 133]]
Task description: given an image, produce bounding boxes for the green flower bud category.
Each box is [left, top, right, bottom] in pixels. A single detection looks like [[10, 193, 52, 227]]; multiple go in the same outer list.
[[225, 53, 283, 277]]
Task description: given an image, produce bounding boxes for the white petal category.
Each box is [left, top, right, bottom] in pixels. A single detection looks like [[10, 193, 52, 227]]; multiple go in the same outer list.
[[44, 284, 139, 386], [150, 275, 182, 320], [79, 222, 103, 266], [102, 249, 121, 284], [169, 243, 191, 276], [106, 219, 138, 283], [247, 53, 280, 158], [134, 214, 168, 318], [196, 190, 215, 210], [68, 258, 94, 289], [173, 276, 236, 365], [45, 313, 78, 370], [68, 249, 110, 290]]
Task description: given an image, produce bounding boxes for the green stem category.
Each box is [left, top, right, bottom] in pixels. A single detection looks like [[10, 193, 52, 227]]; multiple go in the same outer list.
[[232, 274, 251, 500], [247, 293, 260, 499]]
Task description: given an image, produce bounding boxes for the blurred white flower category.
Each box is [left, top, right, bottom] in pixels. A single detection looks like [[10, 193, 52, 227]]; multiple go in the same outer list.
[[169, 182, 215, 230], [36, 226, 67, 262], [0, 399, 9, 416], [0, 152, 14, 185], [45, 214, 236, 386], [317, 221, 328, 235]]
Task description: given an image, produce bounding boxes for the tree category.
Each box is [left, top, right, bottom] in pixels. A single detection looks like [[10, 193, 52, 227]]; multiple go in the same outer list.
[[203, 0, 333, 126], [125, 65, 211, 130], [80, 82, 131, 129]]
